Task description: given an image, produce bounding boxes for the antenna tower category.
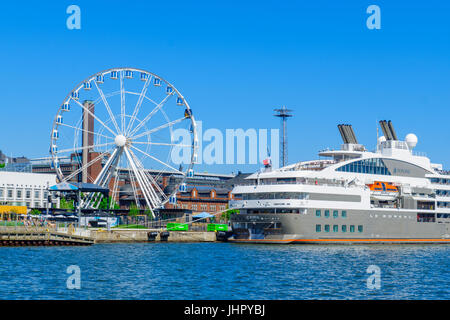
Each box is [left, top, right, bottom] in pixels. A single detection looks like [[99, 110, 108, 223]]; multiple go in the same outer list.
[[274, 106, 293, 167]]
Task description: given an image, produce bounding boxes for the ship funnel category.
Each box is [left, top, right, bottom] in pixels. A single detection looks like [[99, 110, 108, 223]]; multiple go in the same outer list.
[[379, 120, 398, 141], [337, 124, 358, 144]]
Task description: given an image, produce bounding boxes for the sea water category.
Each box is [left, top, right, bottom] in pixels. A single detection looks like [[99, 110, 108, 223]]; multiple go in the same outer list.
[[0, 243, 448, 299]]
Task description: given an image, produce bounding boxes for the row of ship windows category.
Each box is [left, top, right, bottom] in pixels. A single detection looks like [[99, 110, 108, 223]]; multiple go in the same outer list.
[[436, 190, 450, 196], [0, 189, 47, 199], [316, 224, 363, 233], [241, 192, 309, 200], [336, 158, 391, 175], [430, 178, 450, 185], [315, 210, 347, 218], [437, 202, 450, 208]]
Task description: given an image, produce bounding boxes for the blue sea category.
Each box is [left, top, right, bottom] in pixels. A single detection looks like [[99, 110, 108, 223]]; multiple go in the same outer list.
[[0, 243, 448, 300]]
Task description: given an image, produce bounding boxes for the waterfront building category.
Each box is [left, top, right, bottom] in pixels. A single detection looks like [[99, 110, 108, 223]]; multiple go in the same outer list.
[[0, 171, 58, 209], [0, 150, 32, 173]]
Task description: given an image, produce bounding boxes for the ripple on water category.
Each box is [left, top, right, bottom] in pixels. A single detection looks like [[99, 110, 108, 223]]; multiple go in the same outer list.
[[0, 243, 449, 299]]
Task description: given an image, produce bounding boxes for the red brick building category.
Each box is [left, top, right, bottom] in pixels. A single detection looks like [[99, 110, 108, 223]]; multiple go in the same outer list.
[[165, 186, 232, 214]]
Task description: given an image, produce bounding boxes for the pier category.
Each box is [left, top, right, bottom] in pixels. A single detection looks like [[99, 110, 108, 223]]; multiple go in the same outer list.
[[0, 226, 219, 245], [0, 226, 94, 246]]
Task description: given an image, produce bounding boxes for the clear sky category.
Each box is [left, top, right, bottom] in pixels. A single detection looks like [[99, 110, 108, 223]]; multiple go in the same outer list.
[[1, 1, 450, 174]]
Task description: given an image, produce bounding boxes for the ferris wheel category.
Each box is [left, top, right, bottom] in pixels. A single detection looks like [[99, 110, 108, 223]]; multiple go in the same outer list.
[[50, 67, 199, 216]]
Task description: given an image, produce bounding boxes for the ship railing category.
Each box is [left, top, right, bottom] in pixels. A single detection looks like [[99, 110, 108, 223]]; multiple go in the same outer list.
[[234, 180, 357, 188], [370, 204, 398, 209]]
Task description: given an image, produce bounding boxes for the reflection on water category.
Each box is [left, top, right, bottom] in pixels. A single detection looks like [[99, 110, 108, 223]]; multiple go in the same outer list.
[[0, 243, 449, 299]]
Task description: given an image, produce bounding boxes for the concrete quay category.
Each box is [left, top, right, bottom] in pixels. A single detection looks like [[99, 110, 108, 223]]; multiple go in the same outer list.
[[92, 228, 217, 243], [0, 226, 94, 246], [0, 226, 219, 245]]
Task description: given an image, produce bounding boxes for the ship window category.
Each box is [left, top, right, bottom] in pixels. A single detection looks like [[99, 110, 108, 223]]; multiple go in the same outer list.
[[333, 225, 338, 232], [333, 210, 338, 218], [315, 210, 321, 217], [324, 210, 330, 218], [417, 213, 435, 223], [316, 224, 321, 232], [324, 225, 330, 232], [341, 210, 347, 218], [350, 225, 355, 233], [358, 225, 363, 232], [341, 225, 347, 232], [336, 158, 391, 175]]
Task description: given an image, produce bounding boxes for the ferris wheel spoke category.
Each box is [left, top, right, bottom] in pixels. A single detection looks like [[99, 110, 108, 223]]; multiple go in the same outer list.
[[128, 94, 174, 137], [94, 81, 121, 134], [62, 148, 113, 182], [132, 117, 187, 140], [73, 99, 118, 137], [57, 122, 114, 141], [56, 142, 115, 155], [125, 90, 159, 106], [125, 76, 153, 137], [120, 70, 126, 133], [130, 145, 185, 175], [132, 141, 192, 148]]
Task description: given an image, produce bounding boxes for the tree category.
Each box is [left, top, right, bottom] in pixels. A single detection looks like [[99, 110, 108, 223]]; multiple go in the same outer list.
[[60, 197, 74, 210], [129, 203, 139, 217], [144, 209, 154, 220], [30, 209, 41, 215], [222, 209, 239, 222]]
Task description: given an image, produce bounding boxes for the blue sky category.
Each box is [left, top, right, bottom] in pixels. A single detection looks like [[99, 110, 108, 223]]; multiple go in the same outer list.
[[0, 1, 450, 174]]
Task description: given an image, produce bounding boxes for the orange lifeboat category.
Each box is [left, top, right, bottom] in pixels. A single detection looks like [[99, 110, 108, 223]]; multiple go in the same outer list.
[[367, 181, 398, 192]]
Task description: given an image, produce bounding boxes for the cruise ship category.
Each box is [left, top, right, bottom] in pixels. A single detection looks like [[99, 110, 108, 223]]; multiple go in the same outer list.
[[227, 121, 450, 244]]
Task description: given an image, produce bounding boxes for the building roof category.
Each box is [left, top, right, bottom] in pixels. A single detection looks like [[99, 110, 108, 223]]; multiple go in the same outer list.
[[0, 171, 56, 186], [49, 182, 109, 193]]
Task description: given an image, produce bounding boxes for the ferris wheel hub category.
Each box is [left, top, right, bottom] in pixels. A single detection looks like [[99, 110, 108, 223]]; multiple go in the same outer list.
[[114, 134, 127, 147]]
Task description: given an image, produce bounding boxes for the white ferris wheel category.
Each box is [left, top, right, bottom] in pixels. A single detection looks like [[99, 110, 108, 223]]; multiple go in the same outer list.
[[50, 67, 198, 216]]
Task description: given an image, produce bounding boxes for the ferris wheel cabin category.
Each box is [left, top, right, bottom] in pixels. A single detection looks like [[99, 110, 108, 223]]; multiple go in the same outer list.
[[125, 70, 133, 79], [62, 102, 70, 111], [83, 81, 92, 90], [140, 72, 149, 81], [71, 91, 79, 100], [153, 78, 162, 86]]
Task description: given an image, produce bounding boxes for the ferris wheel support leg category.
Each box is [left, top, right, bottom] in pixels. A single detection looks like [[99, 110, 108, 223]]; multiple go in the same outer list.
[[128, 148, 162, 206], [110, 170, 120, 209], [127, 165, 142, 210], [123, 147, 156, 218], [129, 149, 160, 210], [82, 148, 120, 209], [129, 149, 168, 203]]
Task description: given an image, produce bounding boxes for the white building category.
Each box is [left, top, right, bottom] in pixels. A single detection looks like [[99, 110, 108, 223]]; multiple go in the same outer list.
[[0, 172, 57, 208]]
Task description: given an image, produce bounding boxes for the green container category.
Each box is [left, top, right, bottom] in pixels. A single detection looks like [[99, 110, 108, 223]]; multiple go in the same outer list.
[[207, 224, 228, 232], [166, 223, 189, 231]]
